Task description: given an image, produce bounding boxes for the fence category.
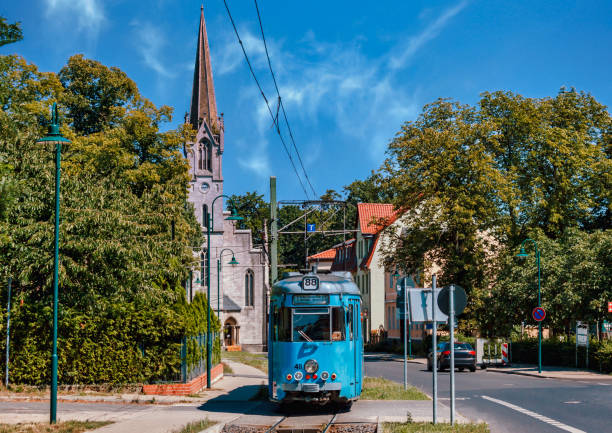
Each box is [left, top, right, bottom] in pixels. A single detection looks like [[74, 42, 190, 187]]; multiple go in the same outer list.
[[180, 332, 220, 383]]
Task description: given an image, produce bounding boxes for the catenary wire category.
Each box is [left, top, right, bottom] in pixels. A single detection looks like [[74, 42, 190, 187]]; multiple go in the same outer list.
[[253, 0, 317, 198], [222, 0, 310, 199]]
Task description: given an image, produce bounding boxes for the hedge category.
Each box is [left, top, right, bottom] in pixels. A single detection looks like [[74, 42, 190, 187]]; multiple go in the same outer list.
[[510, 337, 612, 373]]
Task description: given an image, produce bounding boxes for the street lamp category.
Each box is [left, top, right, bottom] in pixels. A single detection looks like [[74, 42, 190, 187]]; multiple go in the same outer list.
[[36, 103, 70, 424], [516, 238, 542, 373], [205, 195, 242, 388], [217, 248, 239, 318]]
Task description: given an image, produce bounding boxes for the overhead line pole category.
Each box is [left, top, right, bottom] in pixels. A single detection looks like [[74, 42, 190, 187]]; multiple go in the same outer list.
[[270, 177, 278, 285]]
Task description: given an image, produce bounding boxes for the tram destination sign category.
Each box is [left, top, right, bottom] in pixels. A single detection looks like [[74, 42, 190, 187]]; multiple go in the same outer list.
[[293, 294, 328, 305], [302, 275, 320, 291]]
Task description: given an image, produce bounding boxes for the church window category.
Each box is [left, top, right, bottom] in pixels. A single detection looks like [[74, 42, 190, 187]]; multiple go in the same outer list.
[[200, 251, 206, 287], [198, 139, 213, 171], [245, 269, 255, 307], [202, 204, 209, 228]]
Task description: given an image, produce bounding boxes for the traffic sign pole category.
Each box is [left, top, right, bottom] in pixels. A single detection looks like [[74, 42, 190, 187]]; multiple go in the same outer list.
[[449, 284, 455, 426], [403, 279, 407, 391], [432, 275, 437, 425]]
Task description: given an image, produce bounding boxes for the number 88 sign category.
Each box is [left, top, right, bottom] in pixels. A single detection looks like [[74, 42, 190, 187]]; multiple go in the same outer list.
[[302, 276, 320, 291]]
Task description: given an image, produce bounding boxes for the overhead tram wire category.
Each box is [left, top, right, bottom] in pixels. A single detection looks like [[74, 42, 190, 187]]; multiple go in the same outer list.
[[222, 0, 310, 199], [253, 0, 316, 198]]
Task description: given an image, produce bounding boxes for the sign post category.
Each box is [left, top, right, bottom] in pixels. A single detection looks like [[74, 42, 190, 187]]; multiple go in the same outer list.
[[449, 284, 455, 426], [431, 275, 437, 425], [4, 277, 11, 388], [576, 322, 588, 369]]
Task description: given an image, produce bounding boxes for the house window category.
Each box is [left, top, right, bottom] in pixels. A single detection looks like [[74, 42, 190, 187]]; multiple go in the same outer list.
[[245, 269, 254, 307]]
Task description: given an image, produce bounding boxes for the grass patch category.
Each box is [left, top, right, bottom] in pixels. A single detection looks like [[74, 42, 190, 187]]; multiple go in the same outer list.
[[383, 422, 489, 433], [222, 362, 234, 374], [0, 421, 112, 433], [361, 377, 428, 400], [222, 351, 267, 373], [172, 419, 216, 433]]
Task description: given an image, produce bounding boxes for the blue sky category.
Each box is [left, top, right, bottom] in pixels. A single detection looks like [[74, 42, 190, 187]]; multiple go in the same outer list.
[[2, 1, 611, 202]]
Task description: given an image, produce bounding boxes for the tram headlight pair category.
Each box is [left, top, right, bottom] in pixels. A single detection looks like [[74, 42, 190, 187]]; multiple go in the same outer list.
[[304, 359, 319, 374]]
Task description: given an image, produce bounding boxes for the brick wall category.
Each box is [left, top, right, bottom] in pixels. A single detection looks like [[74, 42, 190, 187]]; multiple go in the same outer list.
[[142, 363, 224, 395]]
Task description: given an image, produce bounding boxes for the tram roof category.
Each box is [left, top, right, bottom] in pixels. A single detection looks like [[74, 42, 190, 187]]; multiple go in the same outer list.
[[272, 271, 360, 296]]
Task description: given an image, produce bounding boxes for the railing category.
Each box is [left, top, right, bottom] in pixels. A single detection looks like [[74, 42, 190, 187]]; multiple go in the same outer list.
[[180, 332, 220, 383]]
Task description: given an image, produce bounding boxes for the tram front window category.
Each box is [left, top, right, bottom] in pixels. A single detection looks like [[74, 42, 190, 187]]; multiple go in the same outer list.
[[291, 307, 345, 342]]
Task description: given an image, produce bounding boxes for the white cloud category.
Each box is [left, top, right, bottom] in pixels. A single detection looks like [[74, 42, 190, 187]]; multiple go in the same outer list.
[[389, 0, 469, 70], [131, 21, 174, 78], [217, 2, 465, 179], [44, 0, 105, 36]]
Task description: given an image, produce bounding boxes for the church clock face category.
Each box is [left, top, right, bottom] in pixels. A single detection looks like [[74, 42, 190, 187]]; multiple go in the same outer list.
[[200, 182, 210, 194]]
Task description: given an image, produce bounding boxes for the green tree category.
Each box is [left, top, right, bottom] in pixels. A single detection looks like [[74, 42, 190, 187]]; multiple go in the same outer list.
[[0, 17, 22, 47]]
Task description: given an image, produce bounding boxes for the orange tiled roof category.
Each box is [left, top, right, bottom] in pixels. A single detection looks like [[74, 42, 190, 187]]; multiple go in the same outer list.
[[357, 203, 399, 234], [307, 248, 336, 260]]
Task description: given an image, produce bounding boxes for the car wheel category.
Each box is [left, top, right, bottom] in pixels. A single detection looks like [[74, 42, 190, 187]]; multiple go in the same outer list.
[[469, 366, 476, 372]]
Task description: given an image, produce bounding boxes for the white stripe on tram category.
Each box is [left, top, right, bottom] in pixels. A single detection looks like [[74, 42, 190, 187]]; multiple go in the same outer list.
[[481, 395, 586, 433]]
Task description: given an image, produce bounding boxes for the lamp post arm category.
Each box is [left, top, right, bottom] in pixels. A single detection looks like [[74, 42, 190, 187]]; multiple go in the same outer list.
[[211, 194, 240, 233]]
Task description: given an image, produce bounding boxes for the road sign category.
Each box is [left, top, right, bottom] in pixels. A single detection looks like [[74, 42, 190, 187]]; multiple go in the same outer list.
[[437, 285, 467, 316], [532, 307, 546, 322], [576, 323, 588, 347], [306, 223, 315, 232], [608, 301, 612, 313]]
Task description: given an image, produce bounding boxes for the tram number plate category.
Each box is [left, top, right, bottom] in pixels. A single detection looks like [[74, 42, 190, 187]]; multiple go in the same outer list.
[[302, 276, 320, 291], [294, 363, 303, 369]]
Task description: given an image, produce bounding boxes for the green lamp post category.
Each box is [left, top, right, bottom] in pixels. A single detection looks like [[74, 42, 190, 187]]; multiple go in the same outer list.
[[217, 248, 239, 323], [36, 103, 70, 424], [205, 195, 242, 388], [517, 239, 542, 373]]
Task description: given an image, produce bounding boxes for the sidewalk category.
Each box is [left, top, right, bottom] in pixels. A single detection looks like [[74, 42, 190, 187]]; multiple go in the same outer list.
[[485, 363, 612, 381]]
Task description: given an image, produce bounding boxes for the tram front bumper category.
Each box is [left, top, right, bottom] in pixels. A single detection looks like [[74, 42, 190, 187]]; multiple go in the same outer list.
[[281, 382, 342, 392]]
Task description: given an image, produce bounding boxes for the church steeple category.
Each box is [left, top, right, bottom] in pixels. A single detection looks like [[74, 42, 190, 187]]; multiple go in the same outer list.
[[189, 4, 218, 132]]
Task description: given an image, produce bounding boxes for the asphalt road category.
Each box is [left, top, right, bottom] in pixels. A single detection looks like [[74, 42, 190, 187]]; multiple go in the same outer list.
[[365, 356, 612, 433]]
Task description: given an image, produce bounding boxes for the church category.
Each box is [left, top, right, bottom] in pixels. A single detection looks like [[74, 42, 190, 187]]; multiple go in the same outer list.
[[184, 6, 268, 352]]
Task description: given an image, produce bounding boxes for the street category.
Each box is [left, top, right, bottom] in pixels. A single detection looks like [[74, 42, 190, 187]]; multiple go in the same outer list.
[[365, 356, 612, 433]]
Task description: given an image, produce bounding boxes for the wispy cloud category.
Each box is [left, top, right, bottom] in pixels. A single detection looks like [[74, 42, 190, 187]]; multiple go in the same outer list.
[[131, 21, 174, 78], [44, 0, 105, 37], [389, 0, 469, 70], [215, 2, 466, 177]]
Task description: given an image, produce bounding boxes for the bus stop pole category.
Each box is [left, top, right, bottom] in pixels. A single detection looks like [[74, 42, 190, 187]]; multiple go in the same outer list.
[[432, 275, 437, 424], [403, 279, 407, 390], [449, 284, 455, 425]]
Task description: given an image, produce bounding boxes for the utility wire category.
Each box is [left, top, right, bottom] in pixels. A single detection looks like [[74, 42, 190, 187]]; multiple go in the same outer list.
[[253, 0, 317, 198], [222, 0, 310, 199]]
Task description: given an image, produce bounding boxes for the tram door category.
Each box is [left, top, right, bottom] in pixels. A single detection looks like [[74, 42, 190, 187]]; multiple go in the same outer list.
[[349, 299, 362, 395]]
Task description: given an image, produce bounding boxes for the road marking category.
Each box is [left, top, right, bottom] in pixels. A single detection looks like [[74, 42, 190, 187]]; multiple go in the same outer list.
[[563, 401, 581, 404], [597, 382, 611, 386], [481, 395, 586, 433]]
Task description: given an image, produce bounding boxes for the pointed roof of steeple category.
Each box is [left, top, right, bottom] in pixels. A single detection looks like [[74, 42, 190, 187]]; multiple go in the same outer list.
[[189, 4, 218, 131]]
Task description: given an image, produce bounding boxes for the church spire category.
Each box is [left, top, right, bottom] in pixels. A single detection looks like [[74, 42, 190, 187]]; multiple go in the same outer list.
[[189, 4, 218, 132]]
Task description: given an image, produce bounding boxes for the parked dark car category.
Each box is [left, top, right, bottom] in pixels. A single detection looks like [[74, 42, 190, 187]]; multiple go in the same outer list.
[[427, 342, 476, 372]]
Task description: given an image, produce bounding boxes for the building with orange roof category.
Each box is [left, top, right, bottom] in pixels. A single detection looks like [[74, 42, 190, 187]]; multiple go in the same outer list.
[[306, 247, 337, 272]]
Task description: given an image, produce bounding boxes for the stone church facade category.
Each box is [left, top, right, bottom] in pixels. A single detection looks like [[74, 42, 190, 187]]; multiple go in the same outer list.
[[184, 6, 267, 352]]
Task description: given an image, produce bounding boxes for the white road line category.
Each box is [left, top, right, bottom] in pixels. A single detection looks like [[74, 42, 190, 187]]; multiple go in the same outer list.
[[481, 395, 586, 433]]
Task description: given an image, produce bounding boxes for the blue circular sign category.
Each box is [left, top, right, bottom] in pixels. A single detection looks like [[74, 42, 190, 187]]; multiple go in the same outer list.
[[532, 307, 546, 322]]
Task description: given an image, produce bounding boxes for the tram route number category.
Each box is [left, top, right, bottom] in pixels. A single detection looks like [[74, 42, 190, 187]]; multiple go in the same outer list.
[[302, 276, 320, 291], [294, 363, 303, 370]]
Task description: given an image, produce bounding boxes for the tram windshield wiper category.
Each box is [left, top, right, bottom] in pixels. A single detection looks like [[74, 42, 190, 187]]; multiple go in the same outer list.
[[298, 330, 314, 342]]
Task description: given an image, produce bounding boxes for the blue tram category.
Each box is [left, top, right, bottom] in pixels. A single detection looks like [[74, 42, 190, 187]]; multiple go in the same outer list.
[[268, 271, 363, 405]]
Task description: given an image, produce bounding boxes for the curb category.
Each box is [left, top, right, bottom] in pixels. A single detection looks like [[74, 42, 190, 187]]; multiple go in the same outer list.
[[484, 368, 610, 381], [198, 416, 241, 433]]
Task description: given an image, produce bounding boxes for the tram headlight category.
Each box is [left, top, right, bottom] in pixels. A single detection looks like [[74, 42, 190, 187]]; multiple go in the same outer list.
[[293, 371, 303, 381], [304, 359, 319, 374], [320, 371, 329, 381]]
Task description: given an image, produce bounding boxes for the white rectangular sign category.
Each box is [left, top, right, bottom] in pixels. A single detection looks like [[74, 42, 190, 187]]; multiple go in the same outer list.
[[407, 288, 448, 323], [577, 334, 588, 346]]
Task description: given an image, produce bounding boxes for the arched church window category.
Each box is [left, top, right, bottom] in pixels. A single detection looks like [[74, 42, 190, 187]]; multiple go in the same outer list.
[[198, 139, 212, 171], [245, 269, 254, 307], [202, 204, 209, 228], [200, 251, 206, 288]]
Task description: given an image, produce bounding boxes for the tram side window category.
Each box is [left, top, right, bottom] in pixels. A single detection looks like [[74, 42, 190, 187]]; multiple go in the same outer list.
[[276, 307, 292, 342], [331, 307, 345, 341], [347, 305, 354, 340]]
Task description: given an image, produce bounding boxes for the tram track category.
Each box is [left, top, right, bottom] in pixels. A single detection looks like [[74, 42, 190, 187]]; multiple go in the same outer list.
[[223, 411, 377, 433]]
